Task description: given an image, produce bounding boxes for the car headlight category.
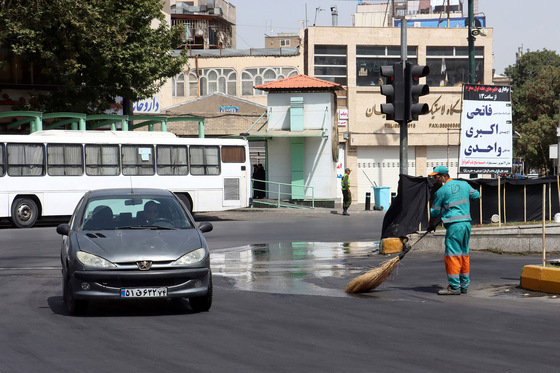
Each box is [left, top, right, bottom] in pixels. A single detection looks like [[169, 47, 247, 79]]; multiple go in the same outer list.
[[172, 248, 206, 265], [76, 251, 117, 268]]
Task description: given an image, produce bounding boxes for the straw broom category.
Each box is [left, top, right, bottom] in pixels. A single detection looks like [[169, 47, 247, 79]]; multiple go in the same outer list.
[[345, 231, 429, 293]]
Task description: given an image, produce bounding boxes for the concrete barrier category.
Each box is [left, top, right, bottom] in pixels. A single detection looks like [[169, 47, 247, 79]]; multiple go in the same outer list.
[[409, 224, 560, 254]]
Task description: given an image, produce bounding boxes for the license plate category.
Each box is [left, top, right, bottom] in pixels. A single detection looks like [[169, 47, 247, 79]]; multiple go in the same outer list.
[[120, 288, 167, 298]]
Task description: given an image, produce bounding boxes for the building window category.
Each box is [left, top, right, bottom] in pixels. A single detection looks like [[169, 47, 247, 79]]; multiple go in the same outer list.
[[172, 72, 185, 97], [314, 45, 347, 86], [189, 68, 237, 97], [280, 39, 290, 47], [426, 46, 484, 87], [356, 46, 417, 86], [242, 67, 299, 96]]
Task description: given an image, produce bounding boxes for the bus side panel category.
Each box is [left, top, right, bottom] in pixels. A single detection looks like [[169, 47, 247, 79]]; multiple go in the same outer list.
[[0, 194, 9, 218], [42, 191, 85, 216]]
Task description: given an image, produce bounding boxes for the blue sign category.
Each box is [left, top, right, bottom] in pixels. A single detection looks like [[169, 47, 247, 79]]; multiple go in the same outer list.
[[220, 106, 238, 113]]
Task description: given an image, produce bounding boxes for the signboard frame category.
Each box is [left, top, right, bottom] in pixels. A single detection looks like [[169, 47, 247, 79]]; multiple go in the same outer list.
[[459, 84, 513, 175]]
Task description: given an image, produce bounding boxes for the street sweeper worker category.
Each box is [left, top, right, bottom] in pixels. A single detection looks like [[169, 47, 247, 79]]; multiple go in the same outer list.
[[341, 168, 352, 215], [427, 165, 480, 295]]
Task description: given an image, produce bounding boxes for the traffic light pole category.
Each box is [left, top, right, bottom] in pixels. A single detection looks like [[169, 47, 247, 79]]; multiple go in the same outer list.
[[380, 20, 429, 177], [399, 20, 408, 176], [468, 0, 475, 84]]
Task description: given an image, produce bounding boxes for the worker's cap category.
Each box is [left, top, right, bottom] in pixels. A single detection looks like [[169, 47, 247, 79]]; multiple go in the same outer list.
[[428, 165, 449, 176], [345, 168, 351, 172]]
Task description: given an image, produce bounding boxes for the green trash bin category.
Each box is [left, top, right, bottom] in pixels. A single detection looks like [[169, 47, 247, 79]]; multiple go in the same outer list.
[[372, 186, 391, 211]]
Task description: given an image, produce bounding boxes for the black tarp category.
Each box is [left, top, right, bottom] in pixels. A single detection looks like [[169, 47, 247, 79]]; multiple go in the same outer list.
[[381, 175, 560, 239]]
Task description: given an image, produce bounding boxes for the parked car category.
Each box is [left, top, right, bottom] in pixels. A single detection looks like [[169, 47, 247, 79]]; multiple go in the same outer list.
[[57, 188, 213, 315]]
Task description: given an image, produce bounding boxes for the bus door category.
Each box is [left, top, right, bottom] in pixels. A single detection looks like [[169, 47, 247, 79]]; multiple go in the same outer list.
[[221, 145, 250, 208]]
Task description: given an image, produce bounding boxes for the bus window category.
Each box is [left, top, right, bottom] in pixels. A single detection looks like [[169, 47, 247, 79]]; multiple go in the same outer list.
[[157, 145, 188, 175], [122, 145, 155, 176], [47, 144, 84, 176], [190, 145, 220, 175], [222, 146, 246, 163], [0, 143, 4, 176], [7, 143, 45, 176], [85, 144, 120, 176]]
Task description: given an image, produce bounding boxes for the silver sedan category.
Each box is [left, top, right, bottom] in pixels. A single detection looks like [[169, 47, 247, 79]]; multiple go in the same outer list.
[[57, 188, 213, 315]]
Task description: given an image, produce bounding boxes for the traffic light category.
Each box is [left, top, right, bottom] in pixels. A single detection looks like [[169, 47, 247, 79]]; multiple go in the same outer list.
[[406, 62, 430, 121], [380, 62, 405, 122]]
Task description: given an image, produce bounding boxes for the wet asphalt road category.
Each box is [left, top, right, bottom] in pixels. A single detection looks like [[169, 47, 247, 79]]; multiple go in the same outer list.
[[1, 207, 559, 372]]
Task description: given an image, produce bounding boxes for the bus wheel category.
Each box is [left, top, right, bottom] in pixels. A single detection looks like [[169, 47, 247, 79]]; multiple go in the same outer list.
[[11, 197, 39, 228], [177, 194, 193, 213]]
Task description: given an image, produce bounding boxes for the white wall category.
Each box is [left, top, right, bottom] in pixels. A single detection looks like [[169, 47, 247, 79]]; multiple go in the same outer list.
[[267, 92, 333, 131], [265, 91, 338, 200], [304, 137, 338, 199], [426, 146, 460, 178], [357, 146, 417, 203]]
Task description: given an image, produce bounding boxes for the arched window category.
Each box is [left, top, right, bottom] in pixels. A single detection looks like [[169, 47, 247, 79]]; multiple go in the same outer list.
[[172, 72, 185, 97], [188, 68, 237, 97], [241, 67, 299, 96]]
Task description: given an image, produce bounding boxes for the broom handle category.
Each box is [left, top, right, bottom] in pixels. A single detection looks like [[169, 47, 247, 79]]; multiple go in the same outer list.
[[398, 231, 430, 259]]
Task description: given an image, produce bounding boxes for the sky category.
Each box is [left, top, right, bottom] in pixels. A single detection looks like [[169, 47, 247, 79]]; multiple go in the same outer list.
[[234, 0, 560, 75]]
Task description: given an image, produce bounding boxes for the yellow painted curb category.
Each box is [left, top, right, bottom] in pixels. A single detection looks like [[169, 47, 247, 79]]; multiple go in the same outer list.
[[520, 265, 560, 294], [381, 237, 403, 254]]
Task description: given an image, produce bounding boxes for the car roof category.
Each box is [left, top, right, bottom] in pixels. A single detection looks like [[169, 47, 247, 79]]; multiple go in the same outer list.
[[86, 188, 174, 198]]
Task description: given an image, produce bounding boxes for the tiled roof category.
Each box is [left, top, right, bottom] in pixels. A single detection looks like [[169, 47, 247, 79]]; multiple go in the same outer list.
[[254, 74, 345, 91]]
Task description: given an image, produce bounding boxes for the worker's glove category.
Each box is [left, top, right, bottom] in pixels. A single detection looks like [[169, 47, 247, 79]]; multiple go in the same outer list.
[[427, 224, 436, 233]]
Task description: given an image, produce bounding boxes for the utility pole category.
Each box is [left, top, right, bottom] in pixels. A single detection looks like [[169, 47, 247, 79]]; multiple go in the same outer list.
[[468, 0, 475, 84]]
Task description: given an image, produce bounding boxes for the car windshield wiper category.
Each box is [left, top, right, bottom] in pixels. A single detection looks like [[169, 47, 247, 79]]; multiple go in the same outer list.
[[142, 225, 177, 230], [115, 225, 177, 230]]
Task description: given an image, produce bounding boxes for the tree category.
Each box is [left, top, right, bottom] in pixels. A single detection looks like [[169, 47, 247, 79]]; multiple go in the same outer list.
[[505, 50, 560, 174], [0, 0, 188, 114]]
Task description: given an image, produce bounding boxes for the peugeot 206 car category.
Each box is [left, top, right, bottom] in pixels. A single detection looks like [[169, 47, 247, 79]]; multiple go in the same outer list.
[[56, 188, 213, 315]]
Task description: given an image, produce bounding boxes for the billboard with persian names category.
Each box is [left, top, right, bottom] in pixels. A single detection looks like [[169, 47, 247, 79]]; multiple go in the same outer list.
[[459, 84, 513, 174]]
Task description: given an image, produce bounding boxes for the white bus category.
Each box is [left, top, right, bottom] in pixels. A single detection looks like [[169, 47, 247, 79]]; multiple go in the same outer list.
[[0, 130, 251, 227]]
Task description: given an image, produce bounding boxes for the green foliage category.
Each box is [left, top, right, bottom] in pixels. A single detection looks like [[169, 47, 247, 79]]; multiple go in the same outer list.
[[0, 0, 188, 114], [505, 50, 560, 174]]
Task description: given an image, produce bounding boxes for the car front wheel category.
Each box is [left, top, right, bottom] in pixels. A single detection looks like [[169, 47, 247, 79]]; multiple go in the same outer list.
[[63, 277, 87, 315], [189, 275, 213, 312]]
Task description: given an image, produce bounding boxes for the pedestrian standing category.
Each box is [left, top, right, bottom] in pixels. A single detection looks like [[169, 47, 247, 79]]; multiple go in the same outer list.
[[255, 164, 266, 199], [252, 164, 259, 199], [341, 168, 352, 216], [427, 165, 480, 295]]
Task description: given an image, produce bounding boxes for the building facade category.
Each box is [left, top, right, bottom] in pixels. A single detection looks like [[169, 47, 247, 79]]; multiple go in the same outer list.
[[304, 25, 492, 202]]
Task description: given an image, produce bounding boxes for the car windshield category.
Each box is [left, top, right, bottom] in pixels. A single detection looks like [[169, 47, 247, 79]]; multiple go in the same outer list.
[[80, 195, 193, 230]]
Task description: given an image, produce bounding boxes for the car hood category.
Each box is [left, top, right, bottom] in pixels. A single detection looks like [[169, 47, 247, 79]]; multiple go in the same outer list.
[[74, 229, 205, 263]]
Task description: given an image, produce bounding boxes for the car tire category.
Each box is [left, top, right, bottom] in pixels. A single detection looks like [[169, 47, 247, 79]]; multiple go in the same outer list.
[[11, 197, 39, 228], [189, 275, 213, 313], [63, 277, 87, 315]]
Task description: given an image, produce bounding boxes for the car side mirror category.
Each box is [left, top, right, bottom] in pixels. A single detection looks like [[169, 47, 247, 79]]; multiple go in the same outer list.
[[198, 221, 213, 233], [56, 223, 70, 236]]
